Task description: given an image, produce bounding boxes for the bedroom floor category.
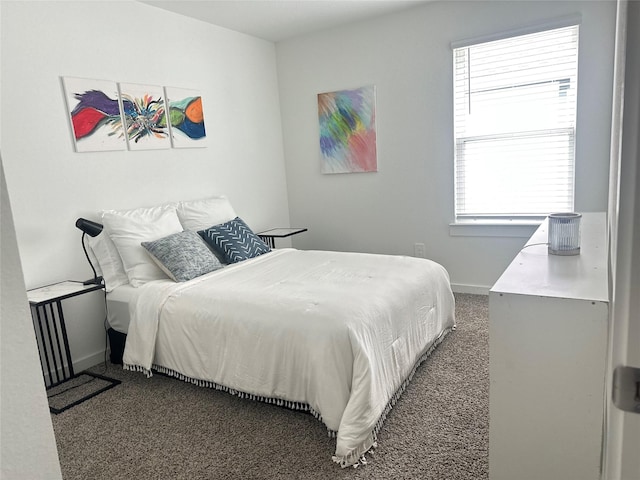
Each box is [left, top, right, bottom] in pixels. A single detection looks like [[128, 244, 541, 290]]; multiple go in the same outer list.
[[51, 293, 488, 479]]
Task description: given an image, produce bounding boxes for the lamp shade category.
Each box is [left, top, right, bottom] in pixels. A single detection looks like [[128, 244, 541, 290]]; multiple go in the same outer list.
[[75, 218, 103, 237], [548, 213, 581, 255]]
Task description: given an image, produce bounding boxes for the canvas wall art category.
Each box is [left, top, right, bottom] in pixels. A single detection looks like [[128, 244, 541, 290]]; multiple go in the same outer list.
[[165, 87, 207, 148], [63, 77, 126, 152], [317, 85, 377, 174], [118, 83, 171, 151]]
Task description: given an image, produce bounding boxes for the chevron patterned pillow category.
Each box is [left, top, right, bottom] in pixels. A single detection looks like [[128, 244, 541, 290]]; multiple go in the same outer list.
[[198, 217, 271, 264]]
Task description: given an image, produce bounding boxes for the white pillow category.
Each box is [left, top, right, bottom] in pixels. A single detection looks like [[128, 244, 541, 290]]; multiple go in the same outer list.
[[86, 232, 129, 292], [177, 195, 237, 231], [102, 206, 183, 287]]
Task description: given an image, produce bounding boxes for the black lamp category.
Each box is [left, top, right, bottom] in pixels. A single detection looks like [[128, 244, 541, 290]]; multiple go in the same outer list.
[[75, 218, 104, 285]]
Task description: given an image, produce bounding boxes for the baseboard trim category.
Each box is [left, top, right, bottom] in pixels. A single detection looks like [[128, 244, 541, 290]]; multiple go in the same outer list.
[[42, 350, 108, 386], [73, 350, 109, 372], [451, 283, 490, 295]]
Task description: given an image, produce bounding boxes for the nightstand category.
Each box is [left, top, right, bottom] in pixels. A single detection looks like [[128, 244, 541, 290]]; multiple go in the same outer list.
[[27, 280, 120, 413], [258, 227, 308, 248]]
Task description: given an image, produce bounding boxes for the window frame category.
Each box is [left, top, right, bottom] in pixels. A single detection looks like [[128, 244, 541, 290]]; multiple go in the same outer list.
[[450, 17, 581, 232]]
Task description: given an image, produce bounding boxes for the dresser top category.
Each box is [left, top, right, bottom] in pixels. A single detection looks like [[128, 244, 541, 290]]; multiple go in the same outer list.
[[490, 212, 609, 303]]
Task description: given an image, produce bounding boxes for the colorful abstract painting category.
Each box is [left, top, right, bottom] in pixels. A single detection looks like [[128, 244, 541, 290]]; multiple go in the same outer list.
[[63, 77, 126, 152], [118, 83, 170, 151], [165, 87, 207, 148], [318, 85, 377, 174]]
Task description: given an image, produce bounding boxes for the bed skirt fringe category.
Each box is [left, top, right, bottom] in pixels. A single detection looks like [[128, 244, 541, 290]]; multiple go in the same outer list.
[[124, 324, 454, 468], [332, 325, 455, 468], [123, 363, 153, 378], [130, 362, 339, 439]]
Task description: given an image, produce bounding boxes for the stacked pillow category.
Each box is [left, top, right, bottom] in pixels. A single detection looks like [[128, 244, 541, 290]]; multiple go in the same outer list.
[[198, 217, 271, 264], [102, 205, 185, 287], [86, 229, 129, 291], [141, 230, 224, 283], [176, 196, 237, 231], [86, 195, 271, 290]]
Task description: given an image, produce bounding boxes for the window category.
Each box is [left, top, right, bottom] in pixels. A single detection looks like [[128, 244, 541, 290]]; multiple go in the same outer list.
[[453, 25, 579, 222]]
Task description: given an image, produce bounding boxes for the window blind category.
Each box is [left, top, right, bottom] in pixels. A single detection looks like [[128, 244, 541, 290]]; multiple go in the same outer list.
[[453, 25, 579, 220]]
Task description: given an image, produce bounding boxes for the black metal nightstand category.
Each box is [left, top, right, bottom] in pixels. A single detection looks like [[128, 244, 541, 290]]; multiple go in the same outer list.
[[258, 227, 308, 248], [27, 280, 120, 413]]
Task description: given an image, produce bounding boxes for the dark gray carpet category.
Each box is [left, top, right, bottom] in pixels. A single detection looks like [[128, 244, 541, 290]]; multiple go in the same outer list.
[[51, 293, 488, 479], [47, 372, 119, 413]]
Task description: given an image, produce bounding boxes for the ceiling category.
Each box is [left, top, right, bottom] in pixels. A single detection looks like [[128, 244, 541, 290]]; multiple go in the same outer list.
[[140, 1, 431, 42]]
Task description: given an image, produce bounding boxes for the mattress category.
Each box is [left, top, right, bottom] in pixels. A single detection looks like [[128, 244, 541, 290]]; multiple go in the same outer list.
[[106, 284, 139, 334]]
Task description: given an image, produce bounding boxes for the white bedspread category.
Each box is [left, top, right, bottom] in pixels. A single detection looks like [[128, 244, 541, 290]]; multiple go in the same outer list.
[[123, 248, 455, 467]]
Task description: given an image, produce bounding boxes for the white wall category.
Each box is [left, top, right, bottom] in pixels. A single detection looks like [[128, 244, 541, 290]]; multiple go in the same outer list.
[[0, 5, 60, 476], [276, 0, 617, 292], [0, 1, 290, 370], [1, 158, 63, 478]]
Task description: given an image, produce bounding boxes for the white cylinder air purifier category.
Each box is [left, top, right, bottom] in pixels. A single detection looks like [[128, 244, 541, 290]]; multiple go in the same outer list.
[[548, 213, 582, 255]]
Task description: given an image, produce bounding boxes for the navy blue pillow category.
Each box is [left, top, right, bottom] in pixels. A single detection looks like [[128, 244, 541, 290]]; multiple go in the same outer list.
[[198, 217, 271, 264]]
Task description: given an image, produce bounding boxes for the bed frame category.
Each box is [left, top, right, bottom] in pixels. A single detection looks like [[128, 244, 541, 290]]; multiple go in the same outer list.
[[108, 328, 126, 365]]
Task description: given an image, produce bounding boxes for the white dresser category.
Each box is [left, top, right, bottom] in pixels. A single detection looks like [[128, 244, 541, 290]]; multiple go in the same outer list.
[[489, 212, 609, 480]]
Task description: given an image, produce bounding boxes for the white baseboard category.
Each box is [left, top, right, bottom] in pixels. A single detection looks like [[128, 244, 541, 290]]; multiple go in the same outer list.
[[43, 350, 109, 385], [451, 283, 490, 295], [74, 350, 109, 372]]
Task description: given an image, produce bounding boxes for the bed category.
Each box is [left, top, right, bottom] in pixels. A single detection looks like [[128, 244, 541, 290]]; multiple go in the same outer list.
[[87, 195, 456, 468]]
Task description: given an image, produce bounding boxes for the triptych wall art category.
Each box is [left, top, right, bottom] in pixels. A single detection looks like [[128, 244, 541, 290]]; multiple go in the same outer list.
[[317, 85, 377, 174], [63, 76, 207, 152]]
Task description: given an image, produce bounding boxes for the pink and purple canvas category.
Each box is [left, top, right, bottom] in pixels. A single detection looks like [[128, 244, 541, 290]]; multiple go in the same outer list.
[[318, 85, 377, 174], [63, 77, 126, 153]]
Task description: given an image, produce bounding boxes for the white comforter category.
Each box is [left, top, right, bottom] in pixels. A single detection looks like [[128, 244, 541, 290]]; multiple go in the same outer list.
[[123, 248, 455, 467]]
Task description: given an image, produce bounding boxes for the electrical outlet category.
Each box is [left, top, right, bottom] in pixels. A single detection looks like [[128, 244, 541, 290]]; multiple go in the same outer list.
[[414, 243, 426, 258]]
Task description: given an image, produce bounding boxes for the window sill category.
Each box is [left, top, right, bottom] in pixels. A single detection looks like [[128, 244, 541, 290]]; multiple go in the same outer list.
[[449, 220, 541, 238]]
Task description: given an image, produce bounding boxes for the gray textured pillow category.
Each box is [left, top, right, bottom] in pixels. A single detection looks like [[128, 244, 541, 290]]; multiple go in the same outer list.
[[141, 230, 224, 282]]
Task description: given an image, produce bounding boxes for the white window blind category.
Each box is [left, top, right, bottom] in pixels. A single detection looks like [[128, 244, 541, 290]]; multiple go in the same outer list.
[[453, 25, 579, 221]]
